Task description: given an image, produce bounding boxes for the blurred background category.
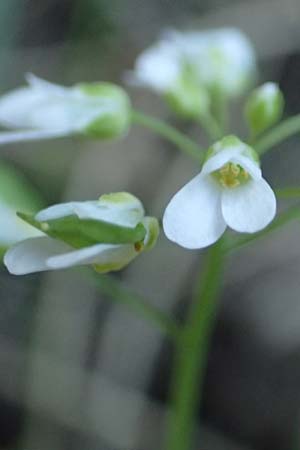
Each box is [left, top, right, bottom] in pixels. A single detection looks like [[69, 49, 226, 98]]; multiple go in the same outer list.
[[0, 1, 300, 449]]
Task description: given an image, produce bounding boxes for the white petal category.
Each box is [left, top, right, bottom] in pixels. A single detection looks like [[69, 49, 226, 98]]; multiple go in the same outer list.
[[128, 41, 180, 92], [0, 76, 114, 134], [201, 146, 244, 176], [221, 178, 276, 233], [231, 154, 261, 180], [163, 174, 226, 249], [74, 195, 144, 227], [36, 195, 145, 228], [0, 129, 69, 145], [4, 237, 71, 275], [174, 28, 256, 96], [0, 86, 49, 129], [25, 73, 69, 95], [47, 243, 136, 270], [35, 201, 97, 222], [0, 203, 42, 245]]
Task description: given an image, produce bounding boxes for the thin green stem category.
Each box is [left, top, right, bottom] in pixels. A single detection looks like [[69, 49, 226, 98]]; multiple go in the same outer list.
[[224, 205, 300, 254], [164, 240, 224, 450], [275, 187, 300, 199], [254, 114, 300, 156], [199, 112, 223, 141], [85, 269, 180, 339], [131, 109, 203, 162], [214, 91, 228, 136]]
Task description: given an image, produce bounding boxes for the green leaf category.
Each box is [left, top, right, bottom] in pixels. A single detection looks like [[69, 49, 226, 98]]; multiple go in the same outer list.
[[18, 212, 146, 248]]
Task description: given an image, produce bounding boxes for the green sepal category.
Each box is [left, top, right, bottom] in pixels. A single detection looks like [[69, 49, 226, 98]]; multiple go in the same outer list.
[[77, 82, 131, 139], [164, 63, 210, 120], [142, 217, 160, 250], [17, 212, 147, 249]]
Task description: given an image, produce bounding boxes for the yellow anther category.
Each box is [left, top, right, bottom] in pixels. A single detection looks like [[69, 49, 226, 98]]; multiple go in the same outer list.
[[231, 164, 240, 176], [220, 177, 240, 188], [213, 162, 249, 189], [241, 169, 249, 179], [220, 164, 230, 174]]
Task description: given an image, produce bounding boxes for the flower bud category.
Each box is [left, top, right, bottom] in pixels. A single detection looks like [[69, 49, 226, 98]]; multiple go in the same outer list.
[[244, 82, 284, 136], [165, 79, 210, 120], [78, 83, 131, 139], [0, 75, 132, 144]]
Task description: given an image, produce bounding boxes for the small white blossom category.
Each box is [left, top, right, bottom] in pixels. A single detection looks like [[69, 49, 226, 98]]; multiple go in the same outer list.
[[0, 74, 131, 144], [163, 136, 276, 249], [4, 193, 159, 275], [128, 28, 256, 99]]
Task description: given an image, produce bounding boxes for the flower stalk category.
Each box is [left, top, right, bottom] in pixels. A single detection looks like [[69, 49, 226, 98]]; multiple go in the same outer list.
[[255, 114, 300, 155], [164, 239, 224, 450], [131, 109, 203, 161], [86, 269, 180, 339]]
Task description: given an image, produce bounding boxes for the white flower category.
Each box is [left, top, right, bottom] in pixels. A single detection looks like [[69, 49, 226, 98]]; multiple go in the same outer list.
[[163, 136, 276, 249], [0, 74, 131, 144], [128, 27, 256, 99], [4, 193, 159, 275]]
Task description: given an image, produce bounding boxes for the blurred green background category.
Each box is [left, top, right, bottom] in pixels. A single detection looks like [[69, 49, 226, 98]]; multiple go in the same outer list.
[[1, 1, 300, 450]]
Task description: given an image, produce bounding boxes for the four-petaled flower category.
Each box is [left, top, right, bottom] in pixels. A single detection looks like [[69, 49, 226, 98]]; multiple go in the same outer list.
[[4, 193, 159, 275], [163, 136, 276, 249]]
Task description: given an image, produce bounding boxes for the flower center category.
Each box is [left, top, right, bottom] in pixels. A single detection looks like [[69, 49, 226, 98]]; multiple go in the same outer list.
[[212, 162, 249, 188]]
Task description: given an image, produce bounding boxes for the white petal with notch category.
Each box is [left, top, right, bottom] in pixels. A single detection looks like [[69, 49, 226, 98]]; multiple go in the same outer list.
[[163, 174, 226, 249]]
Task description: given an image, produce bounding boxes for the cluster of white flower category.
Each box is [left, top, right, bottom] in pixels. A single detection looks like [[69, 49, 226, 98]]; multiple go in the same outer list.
[[127, 28, 256, 118], [129, 28, 256, 97], [0, 27, 282, 275]]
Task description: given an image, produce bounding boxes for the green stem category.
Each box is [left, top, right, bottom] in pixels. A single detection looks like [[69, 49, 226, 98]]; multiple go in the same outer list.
[[275, 187, 300, 199], [131, 109, 203, 162], [86, 269, 180, 339], [199, 112, 223, 141], [164, 240, 224, 450], [224, 205, 300, 254], [254, 114, 300, 156], [214, 91, 228, 136]]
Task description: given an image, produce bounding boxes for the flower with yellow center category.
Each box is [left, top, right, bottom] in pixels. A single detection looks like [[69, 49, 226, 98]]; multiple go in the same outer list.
[[163, 136, 276, 249]]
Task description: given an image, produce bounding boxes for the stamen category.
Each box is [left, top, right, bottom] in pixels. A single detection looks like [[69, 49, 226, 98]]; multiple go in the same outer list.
[[212, 162, 249, 189]]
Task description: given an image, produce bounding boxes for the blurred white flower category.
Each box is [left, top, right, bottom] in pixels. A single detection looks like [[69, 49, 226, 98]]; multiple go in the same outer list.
[[0, 74, 131, 144], [4, 192, 159, 275], [127, 28, 256, 102], [163, 136, 276, 249]]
